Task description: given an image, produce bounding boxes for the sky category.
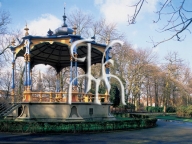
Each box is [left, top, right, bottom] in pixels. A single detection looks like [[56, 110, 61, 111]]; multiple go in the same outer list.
[[1, 0, 192, 69]]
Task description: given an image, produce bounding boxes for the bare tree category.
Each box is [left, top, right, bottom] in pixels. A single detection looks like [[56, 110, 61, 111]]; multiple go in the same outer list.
[[110, 41, 157, 111], [0, 10, 10, 34], [60, 67, 70, 92], [67, 8, 124, 44], [92, 18, 124, 43], [0, 10, 11, 55], [14, 57, 25, 101], [0, 70, 12, 99], [128, 0, 192, 47], [67, 8, 93, 37], [42, 66, 57, 92]]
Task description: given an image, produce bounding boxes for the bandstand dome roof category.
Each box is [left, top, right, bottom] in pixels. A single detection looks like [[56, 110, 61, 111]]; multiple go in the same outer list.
[[54, 7, 74, 36], [13, 9, 106, 73], [55, 26, 73, 35], [15, 35, 106, 73]]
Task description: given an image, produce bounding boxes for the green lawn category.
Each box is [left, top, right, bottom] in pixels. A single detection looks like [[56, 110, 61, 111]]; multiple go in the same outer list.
[[155, 114, 192, 123], [114, 112, 192, 123], [115, 117, 133, 120]]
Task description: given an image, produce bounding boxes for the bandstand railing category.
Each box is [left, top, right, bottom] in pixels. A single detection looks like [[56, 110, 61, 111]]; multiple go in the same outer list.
[[23, 91, 110, 103]]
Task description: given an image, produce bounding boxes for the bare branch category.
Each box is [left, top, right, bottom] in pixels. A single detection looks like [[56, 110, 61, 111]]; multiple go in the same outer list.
[[128, 0, 145, 24], [128, 0, 192, 46]]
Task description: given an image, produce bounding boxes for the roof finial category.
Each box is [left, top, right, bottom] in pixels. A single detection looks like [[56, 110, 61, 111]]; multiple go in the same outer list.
[[91, 27, 96, 41], [72, 25, 77, 35], [106, 34, 110, 45], [47, 28, 53, 36], [62, 3, 67, 27], [24, 24, 29, 36], [11, 38, 15, 46]]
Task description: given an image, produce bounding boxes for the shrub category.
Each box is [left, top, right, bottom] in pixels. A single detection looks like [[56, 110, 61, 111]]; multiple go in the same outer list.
[[145, 106, 163, 112], [176, 105, 192, 118], [186, 105, 192, 117], [125, 103, 135, 110], [166, 107, 176, 113]]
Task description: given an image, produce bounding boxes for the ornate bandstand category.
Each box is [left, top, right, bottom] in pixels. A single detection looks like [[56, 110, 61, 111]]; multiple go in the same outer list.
[[8, 7, 118, 121]]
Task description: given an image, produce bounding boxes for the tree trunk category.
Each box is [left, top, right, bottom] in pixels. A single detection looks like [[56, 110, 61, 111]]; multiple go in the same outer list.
[[149, 84, 152, 106], [146, 84, 149, 111], [154, 81, 158, 107], [135, 100, 138, 111], [163, 104, 167, 113], [163, 92, 167, 113], [18, 67, 25, 101]]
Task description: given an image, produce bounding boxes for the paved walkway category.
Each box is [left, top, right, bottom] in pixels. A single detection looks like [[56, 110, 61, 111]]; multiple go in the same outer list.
[[0, 120, 192, 143]]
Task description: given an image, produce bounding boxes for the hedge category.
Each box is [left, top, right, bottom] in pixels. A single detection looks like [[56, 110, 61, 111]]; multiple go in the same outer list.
[[0, 118, 157, 133], [146, 106, 163, 112]]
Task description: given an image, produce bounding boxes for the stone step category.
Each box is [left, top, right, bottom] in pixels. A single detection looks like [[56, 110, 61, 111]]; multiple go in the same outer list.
[[0, 104, 21, 117]]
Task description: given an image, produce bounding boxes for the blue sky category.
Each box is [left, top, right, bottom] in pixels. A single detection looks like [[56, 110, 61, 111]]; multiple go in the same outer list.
[[1, 0, 192, 68]]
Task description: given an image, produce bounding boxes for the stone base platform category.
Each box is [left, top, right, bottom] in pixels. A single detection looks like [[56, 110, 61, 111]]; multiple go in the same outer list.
[[12, 102, 115, 122]]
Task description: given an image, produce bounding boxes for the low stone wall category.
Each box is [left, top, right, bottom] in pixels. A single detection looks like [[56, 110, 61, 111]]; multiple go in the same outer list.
[[14, 102, 114, 121]]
